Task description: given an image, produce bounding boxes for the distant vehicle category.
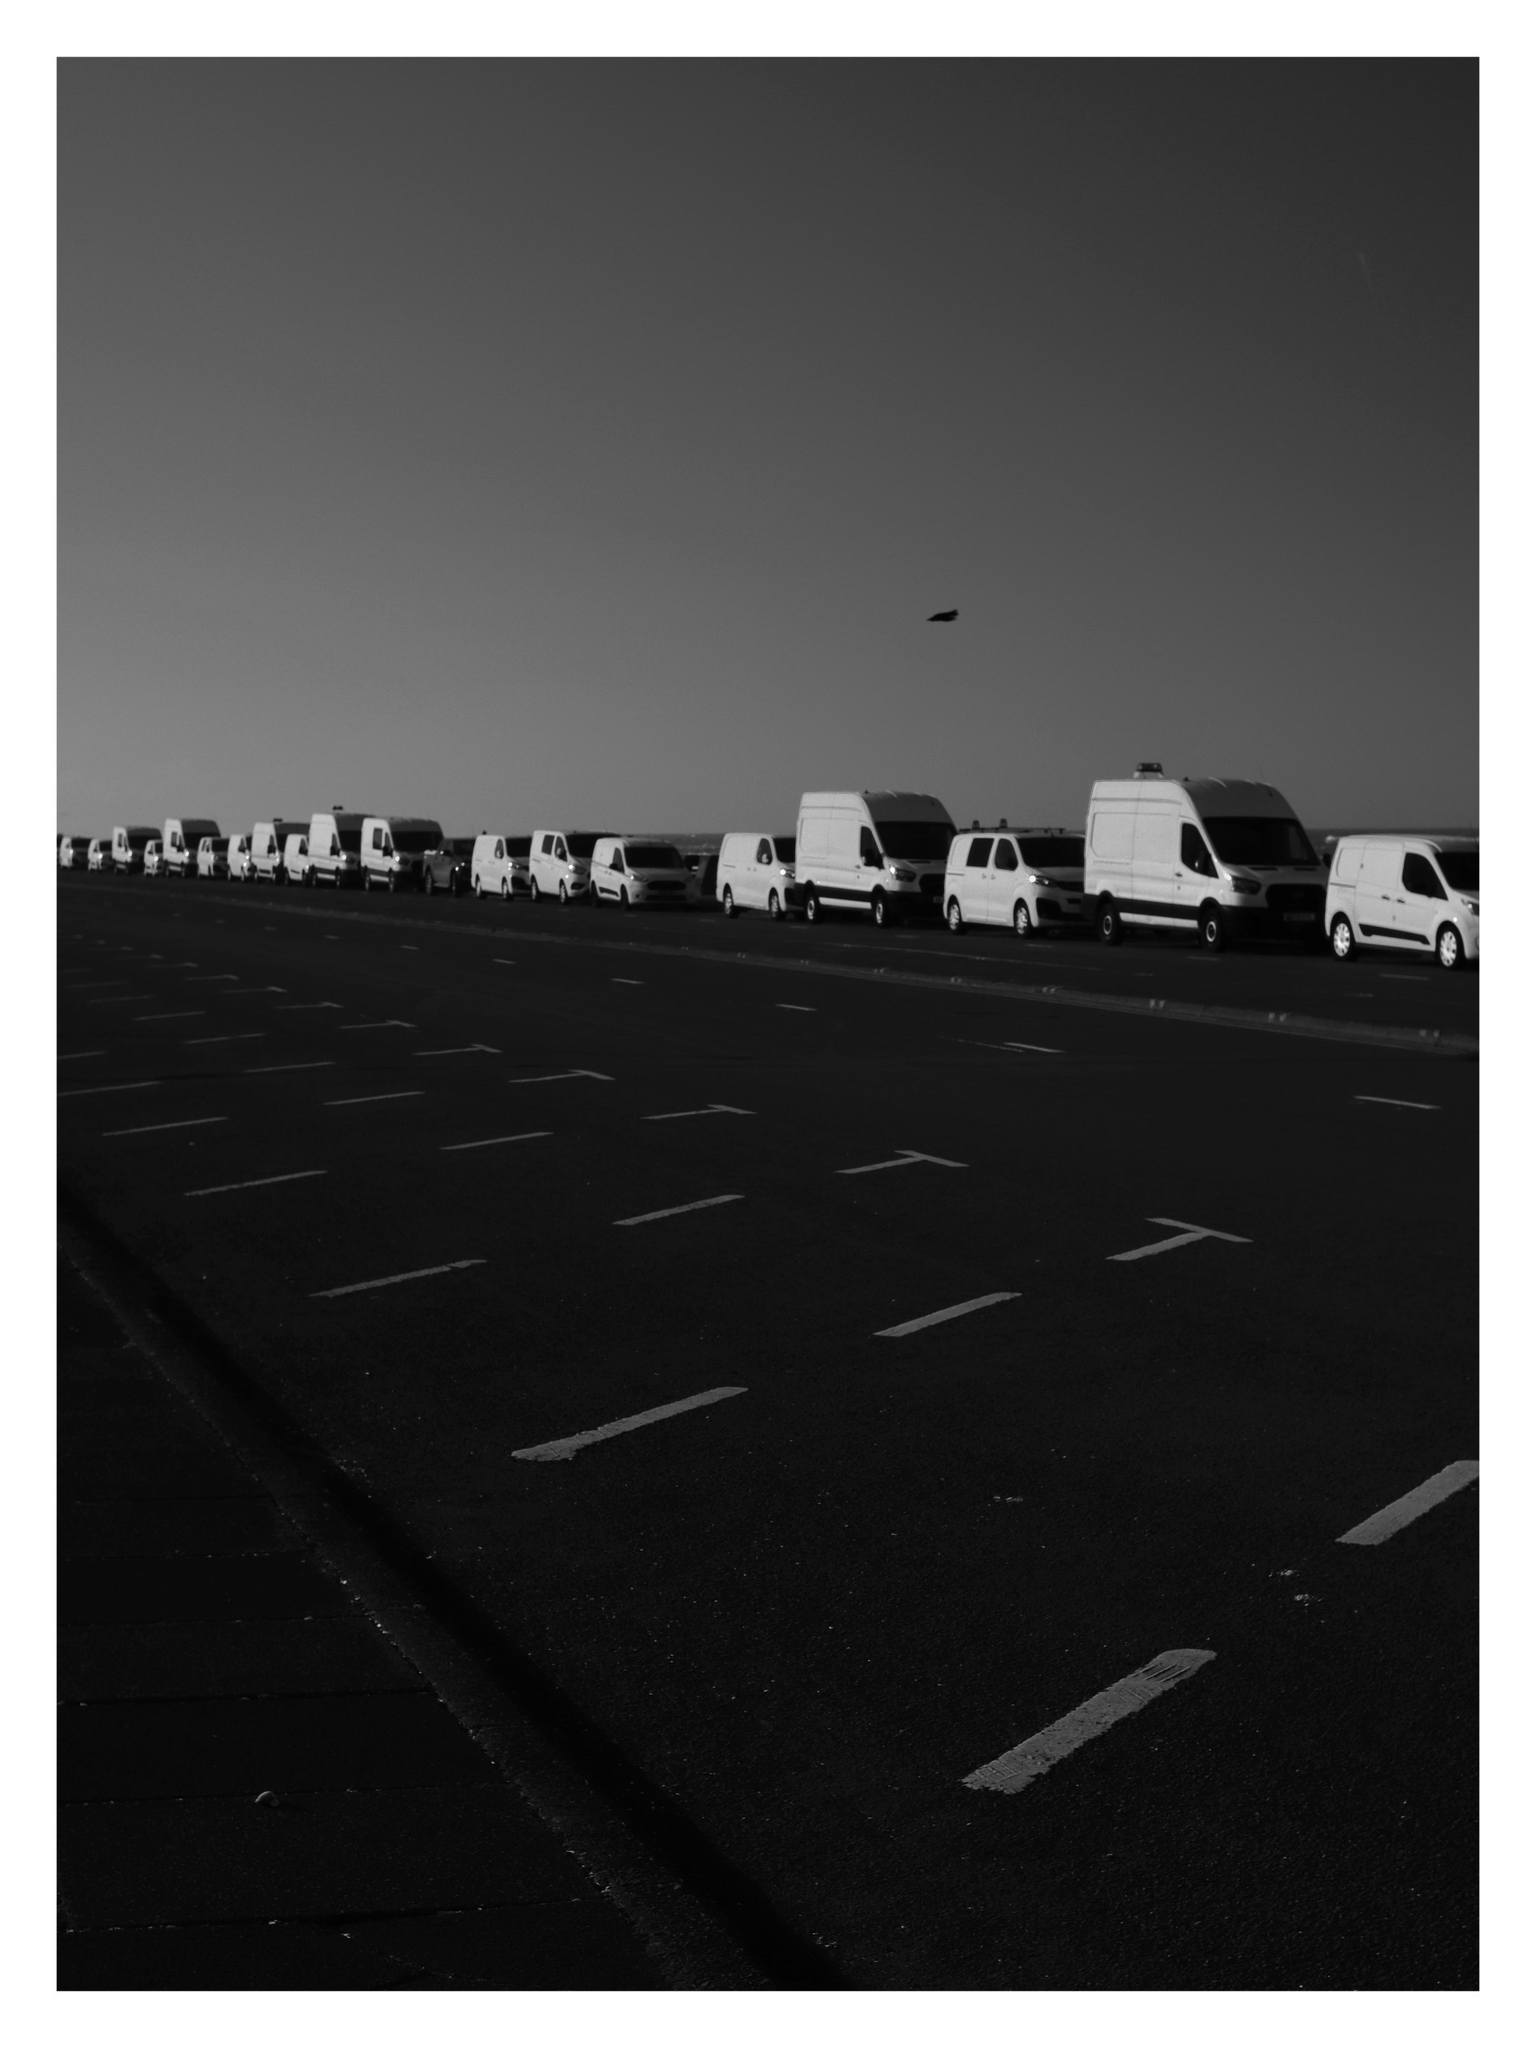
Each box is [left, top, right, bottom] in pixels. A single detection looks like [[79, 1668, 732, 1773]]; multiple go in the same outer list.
[[249, 820, 303, 884], [528, 830, 612, 905], [589, 836, 691, 908], [86, 837, 109, 872], [360, 815, 444, 892], [796, 791, 955, 926], [163, 818, 220, 879], [58, 836, 83, 870], [227, 831, 254, 881], [282, 829, 313, 887], [307, 811, 365, 888], [1084, 767, 1324, 951], [1327, 835, 1479, 971], [111, 825, 157, 874], [943, 825, 1085, 937], [196, 836, 228, 879], [143, 838, 165, 876], [470, 832, 531, 899], [716, 833, 800, 920], [423, 837, 475, 896]]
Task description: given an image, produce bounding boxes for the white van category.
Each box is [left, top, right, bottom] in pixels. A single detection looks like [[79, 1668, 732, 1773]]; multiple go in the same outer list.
[[143, 837, 165, 876], [360, 815, 443, 892], [111, 826, 157, 874], [58, 836, 82, 870], [249, 820, 302, 884], [196, 835, 228, 879], [282, 829, 313, 887], [716, 833, 800, 919], [589, 836, 691, 908], [1326, 835, 1479, 970], [1083, 767, 1325, 951], [796, 791, 955, 926], [943, 825, 1085, 936], [163, 818, 220, 879], [307, 811, 365, 888], [86, 837, 110, 872], [471, 832, 532, 898], [528, 830, 611, 905], [227, 832, 253, 881]]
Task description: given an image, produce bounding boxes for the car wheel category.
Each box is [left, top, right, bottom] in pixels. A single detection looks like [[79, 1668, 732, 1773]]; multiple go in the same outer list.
[[722, 886, 737, 919], [1197, 903, 1228, 952], [946, 896, 963, 933], [1437, 923, 1466, 971], [1013, 900, 1032, 938], [804, 887, 820, 924], [1097, 896, 1122, 945], [1329, 914, 1356, 960], [769, 890, 783, 920], [871, 890, 888, 928]]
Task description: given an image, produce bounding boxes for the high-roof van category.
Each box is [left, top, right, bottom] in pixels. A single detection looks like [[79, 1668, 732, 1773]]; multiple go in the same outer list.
[[471, 832, 532, 899], [307, 811, 365, 888], [282, 829, 313, 887], [943, 825, 1085, 936], [360, 815, 444, 892], [716, 833, 799, 919], [1083, 767, 1325, 951], [164, 818, 219, 879], [1326, 835, 1479, 971], [528, 830, 612, 905], [589, 836, 691, 908], [111, 826, 157, 874], [796, 791, 955, 926]]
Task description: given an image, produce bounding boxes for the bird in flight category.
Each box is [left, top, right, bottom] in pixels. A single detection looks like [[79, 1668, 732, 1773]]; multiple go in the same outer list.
[[928, 608, 959, 622]]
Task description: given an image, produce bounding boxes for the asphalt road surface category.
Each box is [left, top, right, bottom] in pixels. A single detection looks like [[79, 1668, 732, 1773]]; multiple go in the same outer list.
[[56, 872, 1478, 1989]]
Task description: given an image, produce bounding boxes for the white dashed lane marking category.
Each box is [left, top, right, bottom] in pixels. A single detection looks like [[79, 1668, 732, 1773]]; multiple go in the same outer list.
[[338, 1020, 416, 1031], [776, 1003, 816, 1012], [963, 1649, 1217, 1794], [186, 1169, 328, 1198], [185, 973, 238, 982], [441, 1131, 552, 1152], [1336, 1461, 1478, 1546], [245, 1061, 336, 1075], [508, 1069, 613, 1086], [612, 978, 644, 985], [642, 1104, 755, 1121], [325, 1090, 425, 1107], [613, 1194, 743, 1228], [876, 1291, 1018, 1338], [415, 1044, 501, 1058], [58, 1051, 106, 1062], [185, 1032, 265, 1045], [839, 1148, 966, 1176], [512, 1386, 747, 1463], [60, 1081, 159, 1099], [104, 1117, 228, 1138], [1108, 1218, 1251, 1262], [278, 1001, 343, 1011], [132, 1012, 204, 1023], [1355, 1095, 1440, 1112], [312, 1258, 485, 1299]]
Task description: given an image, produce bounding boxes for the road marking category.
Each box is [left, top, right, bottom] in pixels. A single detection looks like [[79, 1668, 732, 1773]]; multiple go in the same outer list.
[[186, 1032, 266, 1045], [245, 1061, 336, 1075], [60, 1081, 159, 1099], [493, 958, 517, 965], [325, 1090, 425, 1106], [613, 1194, 744, 1228], [776, 1003, 816, 1011], [105, 1116, 228, 1137], [70, 980, 128, 991], [1108, 1218, 1251, 1262], [414, 1043, 501, 1058], [441, 1131, 552, 1152], [840, 1148, 968, 1176], [132, 1011, 205, 1023], [87, 994, 153, 1006], [58, 1050, 106, 1061], [958, 1038, 1063, 1056], [401, 944, 419, 950], [963, 1649, 1217, 1794], [642, 1104, 755, 1121], [186, 973, 239, 982], [612, 977, 644, 985], [1004, 1041, 1064, 1055], [1355, 1094, 1440, 1112], [186, 1169, 328, 1198], [219, 985, 287, 995], [1377, 971, 1421, 981], [512, 1386, 748, 1463], [1336, 1461, 1479, 1546], [876, 1291, 1018, 1337], [278, 1001, 344, 1010], [312, 1258, 485, 1299], [324, 935, 339, 940], [508, 1069, 614, 1086], [338, 1019, 416, 1031]]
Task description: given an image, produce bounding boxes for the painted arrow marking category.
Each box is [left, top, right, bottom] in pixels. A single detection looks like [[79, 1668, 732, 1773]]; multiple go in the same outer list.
[[1108, 1218, 1251, 1262]]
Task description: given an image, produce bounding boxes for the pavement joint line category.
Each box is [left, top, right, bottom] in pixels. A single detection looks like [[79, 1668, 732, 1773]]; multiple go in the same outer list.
[[441, 1130, 552, 1151], [312, 1258, 486, 1298], [245, 1060, 336, 1074], [614, 1194, 744, 1227], [876, 1290, 1018, 1337], [512, 1387, 748, 1463], [185, 973, 239, 981], [60, 1080, 159, 1098], [186, 1031, 266, 1044], [1108, 1217, 1252, 1262], [104, 1116, 229, 1137], [132, 1011, 205, 1022], [508, 1068, 614, 1085], [186, 1168, 328, 1197], [962, 1649, 1218, 1794], [325, 1089, 425, 1106], [642, 1104, 755, 1121], [840, 1148, 967, 1176], [1355, 1094, 1440, 1111], [218, 985, 287, 994], [1336, 1461, 1479, 1545]]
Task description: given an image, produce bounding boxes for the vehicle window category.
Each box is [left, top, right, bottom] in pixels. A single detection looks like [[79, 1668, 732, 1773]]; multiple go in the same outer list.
[[626, 844, 684, 867], [772, 837, 796, 863], [372, 827, 385, 849], [555, 839, 568, 860], [1434, 849, 1478, 891], [876, 820, 954, 862], [1203, 816, 1317, 866], [965, 838, 993, 869], [611, 849, 625, 871], [994, 839, 1018, 872], [1180, 824, 1216, 877], [388, 829, 439, 853], [757, 839, 772, 864], [494, 840, 504, 859], [860, 827, 883, 867], [540, 834, 552, 856], [1018, 835, 1084, 869], [1403, 852, 1446, 899]]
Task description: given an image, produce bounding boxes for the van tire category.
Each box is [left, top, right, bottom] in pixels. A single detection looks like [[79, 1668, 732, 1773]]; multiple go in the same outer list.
[[424, 869, 435, 895], [769, 890, 784, 920], [559, 883, 570, 907], [501, 877, 511, 899], [945, 897, 963, 933], [1197, 903, 1228, 952], [1013, 900, 1032, 938], [871, 890, 888, 928], [1097, 897, 1122, 945], [529, 879, 540, 904], [1436, 924, 1466, 971], [804, 888, 820, 924], [620, 887, 630, 909], [722, 887, 737, 918]]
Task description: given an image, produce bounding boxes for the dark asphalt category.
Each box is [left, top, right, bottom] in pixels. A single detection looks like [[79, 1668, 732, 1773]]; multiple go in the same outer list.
[[56, 871, 1478, 1988]]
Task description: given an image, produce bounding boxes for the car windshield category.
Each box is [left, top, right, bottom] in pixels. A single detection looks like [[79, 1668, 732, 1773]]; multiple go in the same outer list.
[[389, 828, 440, 853], [1203, 816, 1318, 867], [627, 844, 684, 868], [773, 837, 796, 862], [875, 821, 955, 862], [566, 833, 603, 858], [1018, 835, 1083, 869], [1435, 849, 1479, 890], [505, 836, 531, 856]]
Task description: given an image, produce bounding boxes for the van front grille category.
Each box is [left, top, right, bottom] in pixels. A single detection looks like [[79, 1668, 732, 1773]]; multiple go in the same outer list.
[[1266, 884, 1325, 913]]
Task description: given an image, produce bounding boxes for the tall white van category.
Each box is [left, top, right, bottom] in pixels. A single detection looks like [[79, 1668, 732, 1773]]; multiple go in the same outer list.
[[282, 829, 313, 887], [307, 811, 365, 888], [716, 833, 800, 919], [943, 825, 1085, 936], [1083, 767, 1325, 951], [471, 832, 532, 898], [589, 836, 691, 907], [528, 830, 611, 905], [795, 791, 955, 926], [1326, 835, 1479, 970], [163, 818, 219, 879], [360, 816, 443, 892], [111, 826, 157, 874]]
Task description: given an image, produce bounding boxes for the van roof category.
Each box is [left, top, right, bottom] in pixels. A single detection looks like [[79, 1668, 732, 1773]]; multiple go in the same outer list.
[[1091, 776, 1297, 817], [363, 814, 444, 829], [799, 790, 952, 818]]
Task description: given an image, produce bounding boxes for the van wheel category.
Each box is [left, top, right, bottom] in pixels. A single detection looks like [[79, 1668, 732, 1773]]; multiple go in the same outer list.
[[768, 890, 784, 920], [945, 897, 963, 933], [501, 877, 511, 899], [804, 888, 820, 924], [559, 883, 570, 907], [722, 886, 737, 918], [1436, 924, 1466, 971], [529, 879, 540, 904], [871, 890, 888, 928], [387, 871, 398, 893], [1198, 903, 1228, 952], [620, 887, 630, 909], [424, 869, 435, 895], [1097, 897, 1122, 945], [473, 875, 483, 898], [1012, 900, 1034, 938]]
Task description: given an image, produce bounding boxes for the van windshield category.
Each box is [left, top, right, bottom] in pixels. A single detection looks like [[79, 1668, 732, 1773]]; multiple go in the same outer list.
[[876, 821, 955, 862], [1203, 816, 1318, 867], [627, 844, 684, 868], [1018, 835, 1083, 869], [389, 828, 440, 853], [773, 837, 796, 863], [1435, 849, 1479, 890], [505, 836, 531, 856], [566, 833, 602, 858]]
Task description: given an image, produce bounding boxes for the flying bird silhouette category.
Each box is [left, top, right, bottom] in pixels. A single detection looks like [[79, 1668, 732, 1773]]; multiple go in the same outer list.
[[928, 609, 959, 622]]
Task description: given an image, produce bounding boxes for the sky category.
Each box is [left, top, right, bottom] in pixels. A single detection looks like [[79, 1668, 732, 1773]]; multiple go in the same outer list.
[[57, 57, 1479, 837]]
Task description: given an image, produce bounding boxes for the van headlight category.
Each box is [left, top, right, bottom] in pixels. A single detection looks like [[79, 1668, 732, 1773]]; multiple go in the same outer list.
[[1463, 898, 1479, 916], [1229, 877, 1262, 896], [890, 866, 916, 883]]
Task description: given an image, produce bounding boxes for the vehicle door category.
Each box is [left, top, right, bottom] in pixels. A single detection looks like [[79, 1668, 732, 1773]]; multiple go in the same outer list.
[[956, 837, 992, 923], [1354, 842, 1400, 941], [1391, 850, 1446, 949], [1132, 804, 1180, 920], [751, 836, 775, 911], [1178, 821, 1218, 922], [989, 836, 1020, 924]]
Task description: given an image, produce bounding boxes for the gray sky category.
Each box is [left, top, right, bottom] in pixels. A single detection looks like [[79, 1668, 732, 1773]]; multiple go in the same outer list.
[[58, 59, 1477, 836]]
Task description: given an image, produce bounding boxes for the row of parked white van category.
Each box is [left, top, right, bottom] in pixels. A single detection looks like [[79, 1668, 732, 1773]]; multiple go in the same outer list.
[[58, 771, 1480, 967]]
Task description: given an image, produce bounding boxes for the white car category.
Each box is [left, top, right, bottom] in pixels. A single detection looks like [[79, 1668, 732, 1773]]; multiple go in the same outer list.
[[1327, 836, 1478, 970], [86, 838, 109, 872], [589, 836, 691, 908], [944, 826, 1085, 936]]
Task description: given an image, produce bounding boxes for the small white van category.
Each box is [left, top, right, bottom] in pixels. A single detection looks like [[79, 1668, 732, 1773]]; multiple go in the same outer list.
[[589, 837, 691, 908], [307, 811, 365, 888], [1083, 767, 1325, 951], [471, 832, 532, 898], [143, 838, 165, 876], [1326, 836, 1479, 970], [111, 826, 157, 874], [282, 829, 313, 887], [196, 836, 228, 879], [58, 836, 82, 870], [163, 818, 220, 879], [796, 791, 955, 926], [716, 833, 800, 919], [227, 832, 253, 881], [528, 830, 611, 905], [943, 825, 1085, 936], [86, 837, 109, 872], [360, 815, 444, 892], [249, 820, 302, 883]]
